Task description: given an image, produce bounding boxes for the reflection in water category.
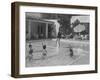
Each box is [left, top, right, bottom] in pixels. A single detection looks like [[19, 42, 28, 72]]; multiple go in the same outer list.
[[56, 41, 59, 53]]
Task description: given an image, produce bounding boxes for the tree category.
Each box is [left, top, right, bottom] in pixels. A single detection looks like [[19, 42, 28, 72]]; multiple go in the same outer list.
[[42, 13, 72, 35]]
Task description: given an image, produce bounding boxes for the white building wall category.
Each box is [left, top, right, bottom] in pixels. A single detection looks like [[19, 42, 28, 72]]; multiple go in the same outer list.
[[71, 16, 90, 24]]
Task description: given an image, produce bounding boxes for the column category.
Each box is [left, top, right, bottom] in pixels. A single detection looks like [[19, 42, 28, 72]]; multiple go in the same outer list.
[[28, 20, 31, 40], [46, 23, 48, 38]]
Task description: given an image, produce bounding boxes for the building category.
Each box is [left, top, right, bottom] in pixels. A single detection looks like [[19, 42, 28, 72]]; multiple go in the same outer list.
[[26, 18, 60, 40]]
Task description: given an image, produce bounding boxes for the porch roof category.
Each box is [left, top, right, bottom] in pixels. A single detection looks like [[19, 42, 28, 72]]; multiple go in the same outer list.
[[26, 17, 54, 24]]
